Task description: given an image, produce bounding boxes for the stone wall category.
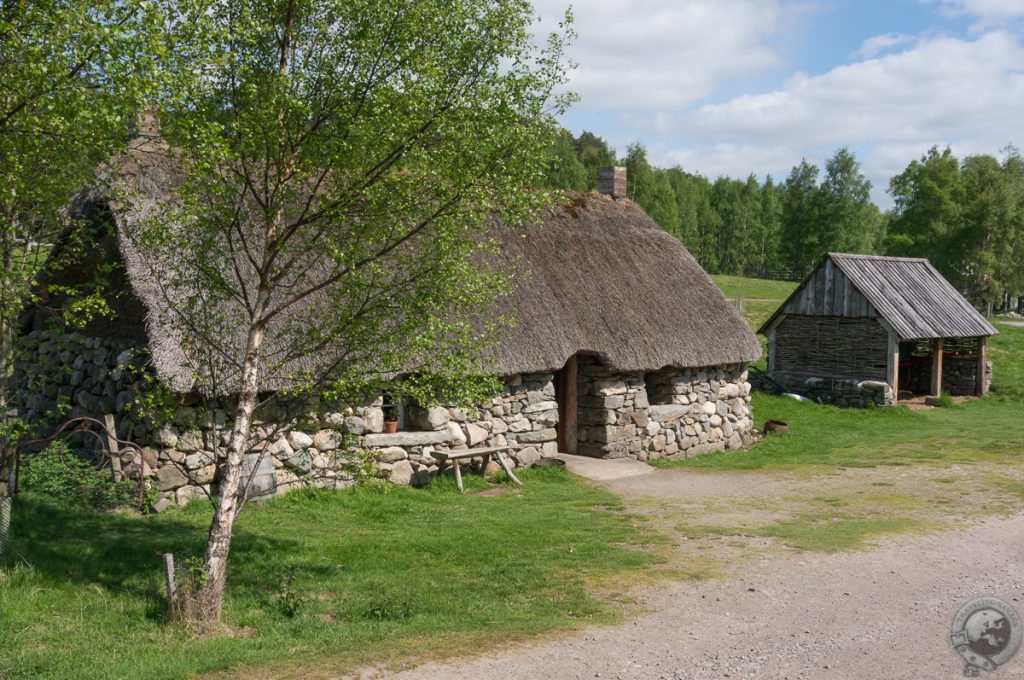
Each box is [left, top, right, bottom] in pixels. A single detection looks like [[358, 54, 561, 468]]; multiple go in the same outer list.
[[772, 371, 895, 406], [12, 331, 560, 508], [643, 364, 754, 459], [942, 357, 991, 396], [14, 332, 755, 507], [575, 355, 753, 461]]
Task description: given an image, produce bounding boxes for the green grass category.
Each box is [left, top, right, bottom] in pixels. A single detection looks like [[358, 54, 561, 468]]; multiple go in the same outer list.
[[0, 468, 661, 680], [676, 514, 924, 553], [710, 274, 797, 355], [990, 320, 1024, 398], [710, 275, 799, 300], [651, 321, 1024, 473]]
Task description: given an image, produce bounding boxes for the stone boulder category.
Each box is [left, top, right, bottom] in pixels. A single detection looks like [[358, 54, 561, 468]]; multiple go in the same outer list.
[[389, 460, 414, 485]]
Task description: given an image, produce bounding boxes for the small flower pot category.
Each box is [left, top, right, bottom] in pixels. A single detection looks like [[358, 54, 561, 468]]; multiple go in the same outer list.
[[384, 419, 398, 434]]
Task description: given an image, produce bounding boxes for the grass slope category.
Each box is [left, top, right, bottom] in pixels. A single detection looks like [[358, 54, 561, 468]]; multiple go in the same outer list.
[[0, 468, 660, 680]]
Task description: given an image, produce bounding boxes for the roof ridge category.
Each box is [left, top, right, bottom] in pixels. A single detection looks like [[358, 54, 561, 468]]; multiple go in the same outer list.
[[828, 252, 929, 262]]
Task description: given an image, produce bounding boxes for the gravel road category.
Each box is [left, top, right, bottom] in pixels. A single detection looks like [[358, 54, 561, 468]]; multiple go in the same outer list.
[[379, 480, 1024, 679]]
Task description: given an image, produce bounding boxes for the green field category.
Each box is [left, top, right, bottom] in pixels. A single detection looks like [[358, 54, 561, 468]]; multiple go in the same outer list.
[[711, 274, 797, 362], [0, 469, 661, 680], [710, 274, 800, 301]]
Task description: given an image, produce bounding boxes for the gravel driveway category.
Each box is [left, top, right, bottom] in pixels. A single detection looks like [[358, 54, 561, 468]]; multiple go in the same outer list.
[[375, 461, 1024, 680]]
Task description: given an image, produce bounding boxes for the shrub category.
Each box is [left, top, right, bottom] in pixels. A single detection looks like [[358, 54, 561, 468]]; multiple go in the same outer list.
[[20, 441, 142, 511]]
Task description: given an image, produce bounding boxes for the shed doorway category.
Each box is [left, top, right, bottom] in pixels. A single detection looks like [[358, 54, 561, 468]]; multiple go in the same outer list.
[[554, 355, 578, 454]]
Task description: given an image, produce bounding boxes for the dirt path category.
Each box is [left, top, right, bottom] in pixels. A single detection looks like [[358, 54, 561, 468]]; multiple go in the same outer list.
[[369, 463, 1024, 680]]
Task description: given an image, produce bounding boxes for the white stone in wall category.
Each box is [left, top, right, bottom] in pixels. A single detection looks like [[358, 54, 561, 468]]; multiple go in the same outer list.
[[515, 446, 541, 467], [153, 425, 179, 448], [464, 422, 488, 446], [389, 460, 414, 485], [363, 407, 384, 433], [380, 446, 407, 462], [313, 429, 341, 451], [447, 421, 467, 444], [287, 430, 314, 450], [523, 400, 557, 414], [344, 415, 366, 435]]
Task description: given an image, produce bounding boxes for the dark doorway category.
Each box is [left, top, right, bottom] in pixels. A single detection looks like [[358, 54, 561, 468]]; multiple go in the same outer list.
[[554, 355, 578, 454]]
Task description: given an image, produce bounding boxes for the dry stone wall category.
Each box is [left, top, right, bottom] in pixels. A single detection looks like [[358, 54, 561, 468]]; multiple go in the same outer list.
[[772, 371, 895, 406], [15, 332, 755, 507], [13, 331, 559, 508], [941, 357, 991, 396], [576, 355, 753, 461]]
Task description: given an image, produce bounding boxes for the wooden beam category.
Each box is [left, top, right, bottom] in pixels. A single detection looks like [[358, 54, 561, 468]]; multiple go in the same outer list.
[[930, 338, 943, 397], [556, 355, 578, 454], [887, 332, 900, 404], [976, 336, 988, 396]]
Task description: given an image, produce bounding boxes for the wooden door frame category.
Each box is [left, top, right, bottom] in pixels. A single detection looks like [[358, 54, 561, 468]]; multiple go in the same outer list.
[[554, 355, 578, 454]]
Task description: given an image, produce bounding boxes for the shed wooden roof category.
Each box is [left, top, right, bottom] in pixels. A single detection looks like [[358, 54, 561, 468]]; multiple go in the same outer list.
[[758, 253, 997, 341]]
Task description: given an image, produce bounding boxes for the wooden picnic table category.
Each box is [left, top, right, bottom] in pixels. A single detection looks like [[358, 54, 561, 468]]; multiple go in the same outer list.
[[432, 446, 522, 492]]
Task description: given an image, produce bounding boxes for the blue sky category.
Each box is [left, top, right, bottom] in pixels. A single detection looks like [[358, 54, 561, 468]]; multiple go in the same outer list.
[[532, 0, 1024, 206]]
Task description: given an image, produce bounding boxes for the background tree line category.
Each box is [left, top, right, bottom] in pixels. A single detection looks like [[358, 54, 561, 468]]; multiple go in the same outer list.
[[542, 128, 1024, 311]]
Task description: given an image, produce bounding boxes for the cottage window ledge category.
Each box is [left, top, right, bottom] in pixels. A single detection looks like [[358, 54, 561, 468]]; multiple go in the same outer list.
[[362, 430, 451, 448]]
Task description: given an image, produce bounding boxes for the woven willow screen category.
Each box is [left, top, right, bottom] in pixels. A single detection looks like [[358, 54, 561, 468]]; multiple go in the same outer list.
[[775, 315, 889, 380]]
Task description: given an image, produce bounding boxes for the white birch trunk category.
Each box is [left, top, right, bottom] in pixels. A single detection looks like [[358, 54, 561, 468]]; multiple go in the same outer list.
[[198, 290, 269, 620]]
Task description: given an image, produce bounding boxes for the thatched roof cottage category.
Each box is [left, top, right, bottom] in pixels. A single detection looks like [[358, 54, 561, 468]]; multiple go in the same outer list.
[[759, 253, 997, 406], [16, 149, 760, 503]]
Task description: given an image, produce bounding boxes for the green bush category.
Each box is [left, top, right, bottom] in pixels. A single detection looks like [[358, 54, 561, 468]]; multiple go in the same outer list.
[[20, 441, 143, 511]]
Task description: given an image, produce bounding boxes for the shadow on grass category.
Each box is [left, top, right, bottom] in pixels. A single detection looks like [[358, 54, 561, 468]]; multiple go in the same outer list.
[[9, 494, 309, 621]]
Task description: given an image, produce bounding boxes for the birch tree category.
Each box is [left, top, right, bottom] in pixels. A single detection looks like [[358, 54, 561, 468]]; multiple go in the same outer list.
[[131, 0, 572, 624]]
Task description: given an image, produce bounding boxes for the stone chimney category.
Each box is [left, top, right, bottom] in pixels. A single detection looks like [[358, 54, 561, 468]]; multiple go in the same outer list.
[[597, 166, 627, 198], [131, 108, 160, 138]]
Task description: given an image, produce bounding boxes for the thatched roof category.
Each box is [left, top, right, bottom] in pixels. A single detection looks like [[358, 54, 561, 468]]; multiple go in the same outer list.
[[484, 194, 761, 374], [759, 253, 997, 341], [37, 137, 760, 392]]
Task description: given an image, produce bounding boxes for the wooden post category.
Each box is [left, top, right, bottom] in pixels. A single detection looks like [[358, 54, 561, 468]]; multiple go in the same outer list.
[[930, 338, 944, 397], [887, 332, 900, 404], [976, 336, 988, 396], [163, 552, 177, 609], [104, 414, 122, 482], [495, 451, 523, 487], [452, 458, 463, 493], [556, 355, 578, 454]]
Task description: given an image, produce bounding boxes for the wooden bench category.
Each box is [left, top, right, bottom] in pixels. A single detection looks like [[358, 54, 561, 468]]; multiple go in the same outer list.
[[432, 446, 522, 492]]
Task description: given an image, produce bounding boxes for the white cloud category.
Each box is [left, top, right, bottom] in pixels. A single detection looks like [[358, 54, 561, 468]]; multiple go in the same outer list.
[[691, 31, 1024, 149], [532, 0, 791, 109], [853, 32, 915, 59], [925, 0, 1024, 25], [680, 30, 1024, 206], [651, 143, 801, 181]]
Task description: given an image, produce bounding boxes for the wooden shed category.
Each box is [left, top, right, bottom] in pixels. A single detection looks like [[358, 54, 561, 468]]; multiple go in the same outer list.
[[759, 253, 997, 406]]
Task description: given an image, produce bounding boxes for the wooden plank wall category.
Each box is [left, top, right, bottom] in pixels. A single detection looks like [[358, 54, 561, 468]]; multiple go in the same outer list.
[[783, 258, 876, 318]]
